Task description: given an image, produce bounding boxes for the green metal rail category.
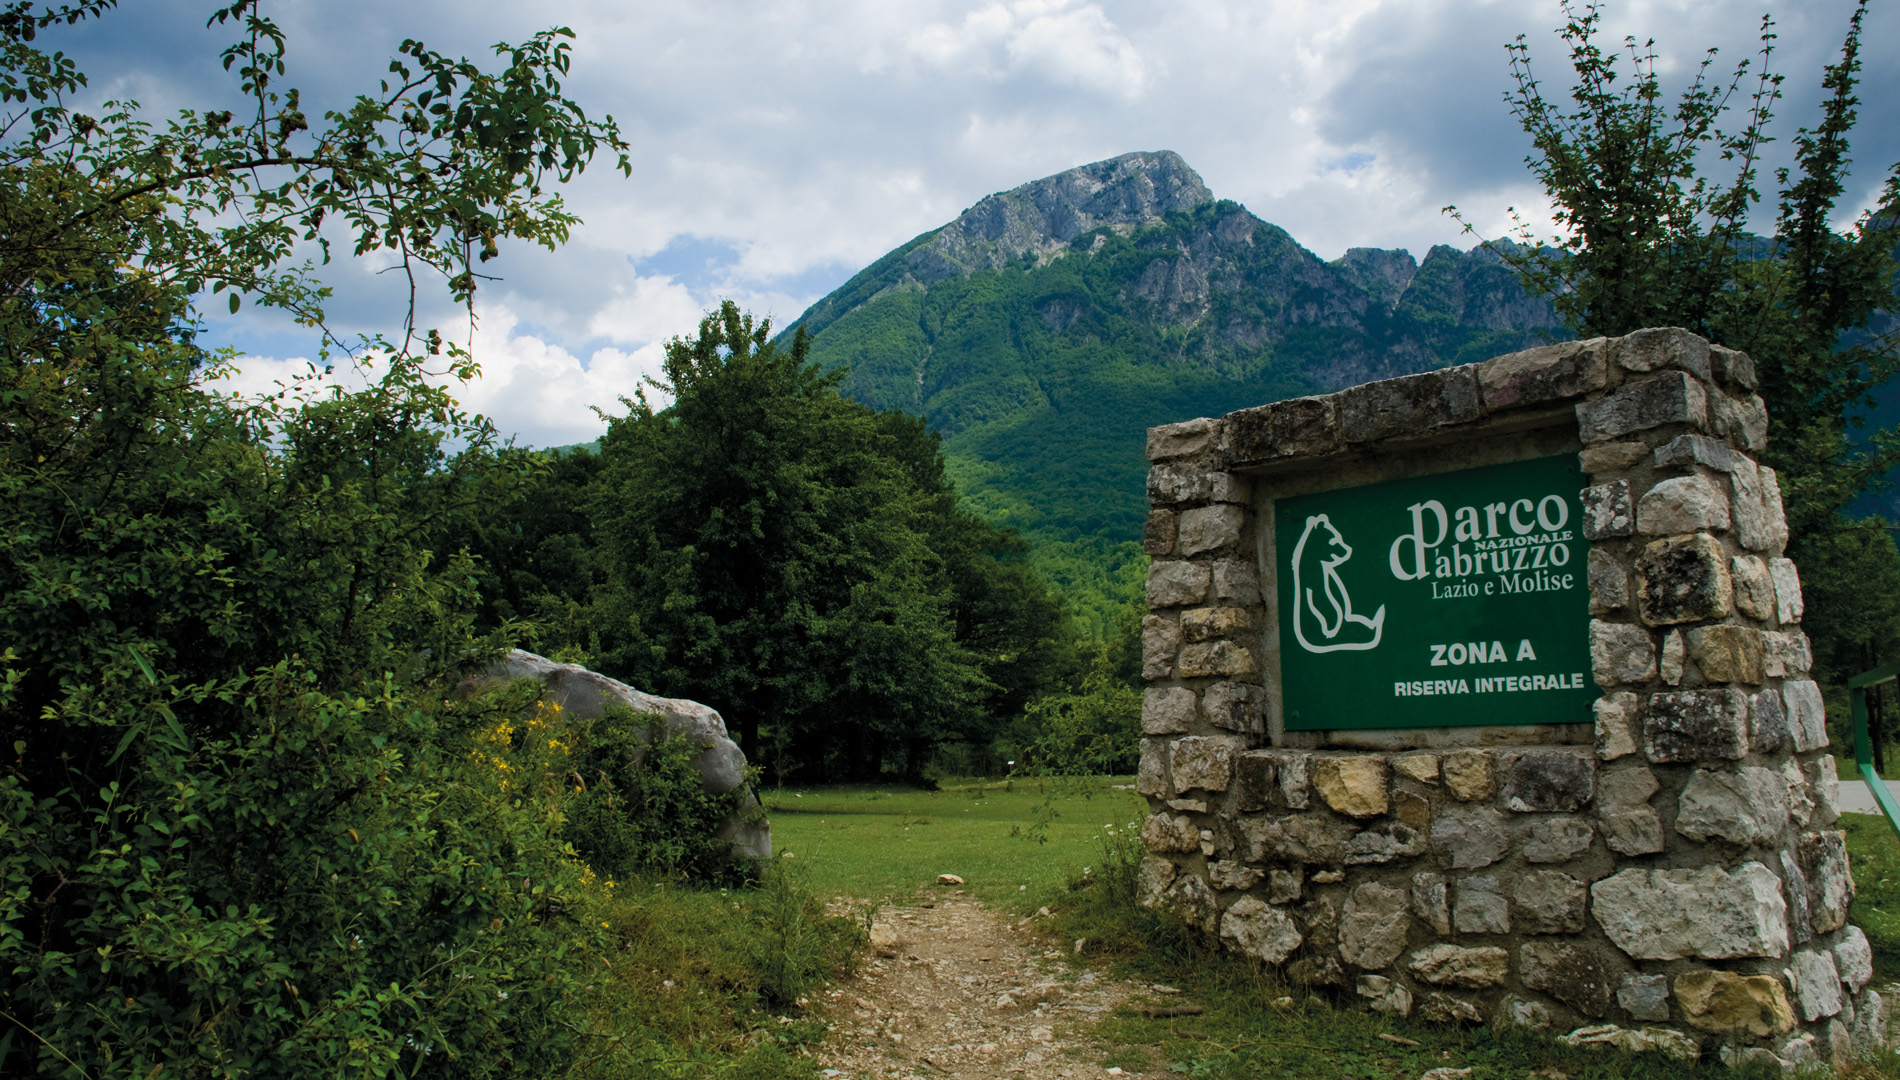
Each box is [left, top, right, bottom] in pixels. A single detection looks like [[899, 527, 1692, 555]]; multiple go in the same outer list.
[[1847, 660, 1900, 838]]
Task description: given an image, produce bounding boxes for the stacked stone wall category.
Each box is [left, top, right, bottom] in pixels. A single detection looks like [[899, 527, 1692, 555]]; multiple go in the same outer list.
[[1139, 328, 1885, 1070]]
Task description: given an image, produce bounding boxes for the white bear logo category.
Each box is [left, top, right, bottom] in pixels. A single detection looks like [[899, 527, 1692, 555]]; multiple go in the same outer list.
[[1291, 514, 1386, 653]]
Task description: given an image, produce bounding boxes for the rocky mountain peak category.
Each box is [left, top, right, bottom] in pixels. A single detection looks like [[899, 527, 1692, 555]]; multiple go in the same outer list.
[[906, 150, 1213, 284]]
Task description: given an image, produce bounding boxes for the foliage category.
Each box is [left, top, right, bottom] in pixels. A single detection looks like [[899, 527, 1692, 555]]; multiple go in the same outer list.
[[1008, 647, 1142, 779]]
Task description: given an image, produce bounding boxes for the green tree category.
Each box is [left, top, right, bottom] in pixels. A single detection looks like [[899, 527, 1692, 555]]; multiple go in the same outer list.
[[1457, 0, 1900, 684], [1, 1, 630, 1074]]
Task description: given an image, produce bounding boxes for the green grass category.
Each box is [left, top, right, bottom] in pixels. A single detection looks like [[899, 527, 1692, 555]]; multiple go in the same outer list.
[[763, 775, 1146, 907], [1846, 811, 1900, 981]]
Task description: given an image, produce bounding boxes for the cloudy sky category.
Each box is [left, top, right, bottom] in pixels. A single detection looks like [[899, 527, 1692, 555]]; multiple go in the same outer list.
[[48, 0, 1900, 447]]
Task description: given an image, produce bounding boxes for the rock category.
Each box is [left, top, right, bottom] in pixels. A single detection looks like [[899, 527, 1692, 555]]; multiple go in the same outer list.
[[1580, 480, 1635, 539], [1219, 897, 1303, 962], [1591, 862, 1790, 960], [1594, 692, 1640, 761], [1314, 756, 1389, 818], [1644, 688, 1749, 763], [1729, 461, 1779, 552], [1850, 990, 1886, 1057], [1142, 686, 1196, 735], [1145, 508, 1177, 555], [1239, 813, 1353, 865], [1674, 766, 1789, 846], [1834, 926, 1873, 993], [1781, 680, 1828, 752], [1635, 533, 1733, 626], [1596, 766, 1666, 855], [1337, 366, 1480, 444], [1138, 738, 1169, 796], [1501, 996, 1555, 1030], [1732, 555, 1776, 620], [1576, 371, 1707, 442], [1781, 849, 1815, 945], [1177, 505, 1245, 557], [1525, 817, 1595, 863], [1148, 464, 1249, 507], [1758, 467, 1790, 548], [1207, 860, 1263, 891], [1287, 956, 1345, 987], [1710, 344, 1759, 390], [1233, 751, 1275, 811], [1137, 856, 1177, 908], [1269, 867, 1303, 904], [1453, 875, 1511, 934], [1177, 640, 1256, 678], [1521, 940, 1623, 1017], [1147, 561, 1210, 608], [1210, 560, 1263, 604], [1501, 748, 1595, 812], [1797, 830, 1852, 935], [935, 873, 964, 885], [1684, 624, 1764, 685], [1617, 327, 1713, 380], [1418, 993, 1484, 1023], [1339, 882, 1410, 970], [1637, 474, 1731, 535], [1144, 812, 1199, 853], [1770, 557, 1804, 624], [1777, 1032, 1820, 1071], [1202, 681, 1265, 734], [1652, 431, 1745, 472], [1431, 804, 1511, 869], [1762, 631, 1812, 678], [1581, 439, 1649, 474], [1356, 974, 1414, 1016], [1408, 944, 1510, 988], [1591, 621, 1657, 686], [1142, 614, 1182, 679], [1394, 791, 1432, 831], [1674, 969, 1796, 1037], [1412, 872, 1451, 935], [1392, 752, 1439, 784], [1717, 394, 1772, 454], [472, 649, 769, 857], [1588, 549, 1630, 613], [1441, 749, 1496, 801], [1170, 736, 1242, 792], [1279, 752, 1311, 809], [1808, 755, 1841, 825], [1787, 948, 1844, 1021], [1659, 629, 1686, 685], [1346, 822, 1427, 864], [1147, 418, 1215, 462], [1618, 974, 1672, 1022], [1513, 870, 1588, 934], [1749, 689, 1788, 753], [1559, 1024, 1701, 1060], [1165, 873, 1219, 933]]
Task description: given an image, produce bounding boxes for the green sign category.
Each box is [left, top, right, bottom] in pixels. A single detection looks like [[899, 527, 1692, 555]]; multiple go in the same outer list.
[[1274, 454, 1592, 730]]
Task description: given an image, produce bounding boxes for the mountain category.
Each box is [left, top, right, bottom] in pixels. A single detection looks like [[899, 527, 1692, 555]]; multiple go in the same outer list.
[[778, 151, 1566, 633]]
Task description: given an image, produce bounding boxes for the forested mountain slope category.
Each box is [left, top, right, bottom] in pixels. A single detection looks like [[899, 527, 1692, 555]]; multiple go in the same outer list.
[[777, 151, 1567, 631]]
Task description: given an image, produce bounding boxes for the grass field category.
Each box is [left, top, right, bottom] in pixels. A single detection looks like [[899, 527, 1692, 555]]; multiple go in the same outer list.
[[762, 775, 1146, 907]]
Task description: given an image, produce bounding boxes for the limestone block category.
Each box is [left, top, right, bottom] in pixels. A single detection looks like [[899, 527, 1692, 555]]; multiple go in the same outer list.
[[1142, 686, 1197, 735], [1431, 804, 1511, 869], [1356, 974, 1414, 1016], [1340, 882, 1411, 970], [1635, 533, 1733, 626], [1177, 504, 1246, 558], [1219, 897, 1303, 963], [1477, 337, 1609, 409], [1850, 990, 1887, 1058], [1616, 327, 1714, 380], [1525, 817, 1595, 863], [1618, 974, 1672, 1022], [1715, 393, 1771, 454], [1674, 969, 1796, 1037], [1777, 1032, 1820, 1071], [1759, 466, 1789, 549], [1659, 630, 1686, 686], [1181, 605, 1251, 643], [1514, 870, 1588, 934], [1591, 621, 1657, 686], [1580, 479, 1635, 539], [1789, 948, 1844, 1021], [1596, 766, 1665, 855], [1591, 862, 1790, 960], [1314, 756, 1389, 818], [1770, 558, 1804, 624], [1287, 956, 1345, 987], [1748, 689, 1787, 753], [1418, 993, 1483, 1024], [1781, 679, 1828, 753], [1147, 561, 1210, 609], [1210, 560, 1263, 604], [1165, 873, 1219, 933], [1269, 867, 1303, 904], [1240, 814, 1353, 865], [1146, 417, 1216, 462], [1730, 461, 1780, 552], [1143, 812, 1200, 853], [1338, 366, 1480, 444], [1576, 371, 1708, 442], [1594, 691, 1640, 760], [1798, 830, 1852, 934], [1674, 766, 1789, 846], [1583, 440, 1652, 476], [1346, 822, 1427, 864], [1453, 875, 1511, 934], [1783, 760, 1815, 829], [1220, 395, 1340, 466], [1732, 556, 1775, 620], [1170, 736, 1241, 792], [1588, 549, 1630, 614], [1501, 748, 1595, 812], [1148, 464, 1250, 507], [1395, 791, 1431, 831], [1208, 860, 1263, 891], [1441, 749, 1496, 801], [1521, 940, 1624, 1017], [1202, 681, 1265, 734], [1684, 625, 1764, 685], [1638, 474, 1731, 535], [1558, 1024, 1701, 1060], [1178, 640, 1256, 678], [1781, 849, 1816, 945], [1279, 751, 1311, 809], [1762, 631, 1812, 678], [1835, 926, 1874, 993], [1141, 614, 1181, 681], [1412, 872, 1451, 935], [1644, 688, 1749, 763], [1137, 856, 1176, 908], [1138, 738, 1169, 796], [1710, 344, 1759, 390], [1145, 508, 1177, 556], [1408, 944, 1511, 988], [1809, 755, 1841, 825], [1502, 996, 1556, 1030], [1393, 752, 1439, 784]]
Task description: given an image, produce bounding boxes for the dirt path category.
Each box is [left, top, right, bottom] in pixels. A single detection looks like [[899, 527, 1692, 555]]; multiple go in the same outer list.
[[812, 889, 1171, 1080]]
